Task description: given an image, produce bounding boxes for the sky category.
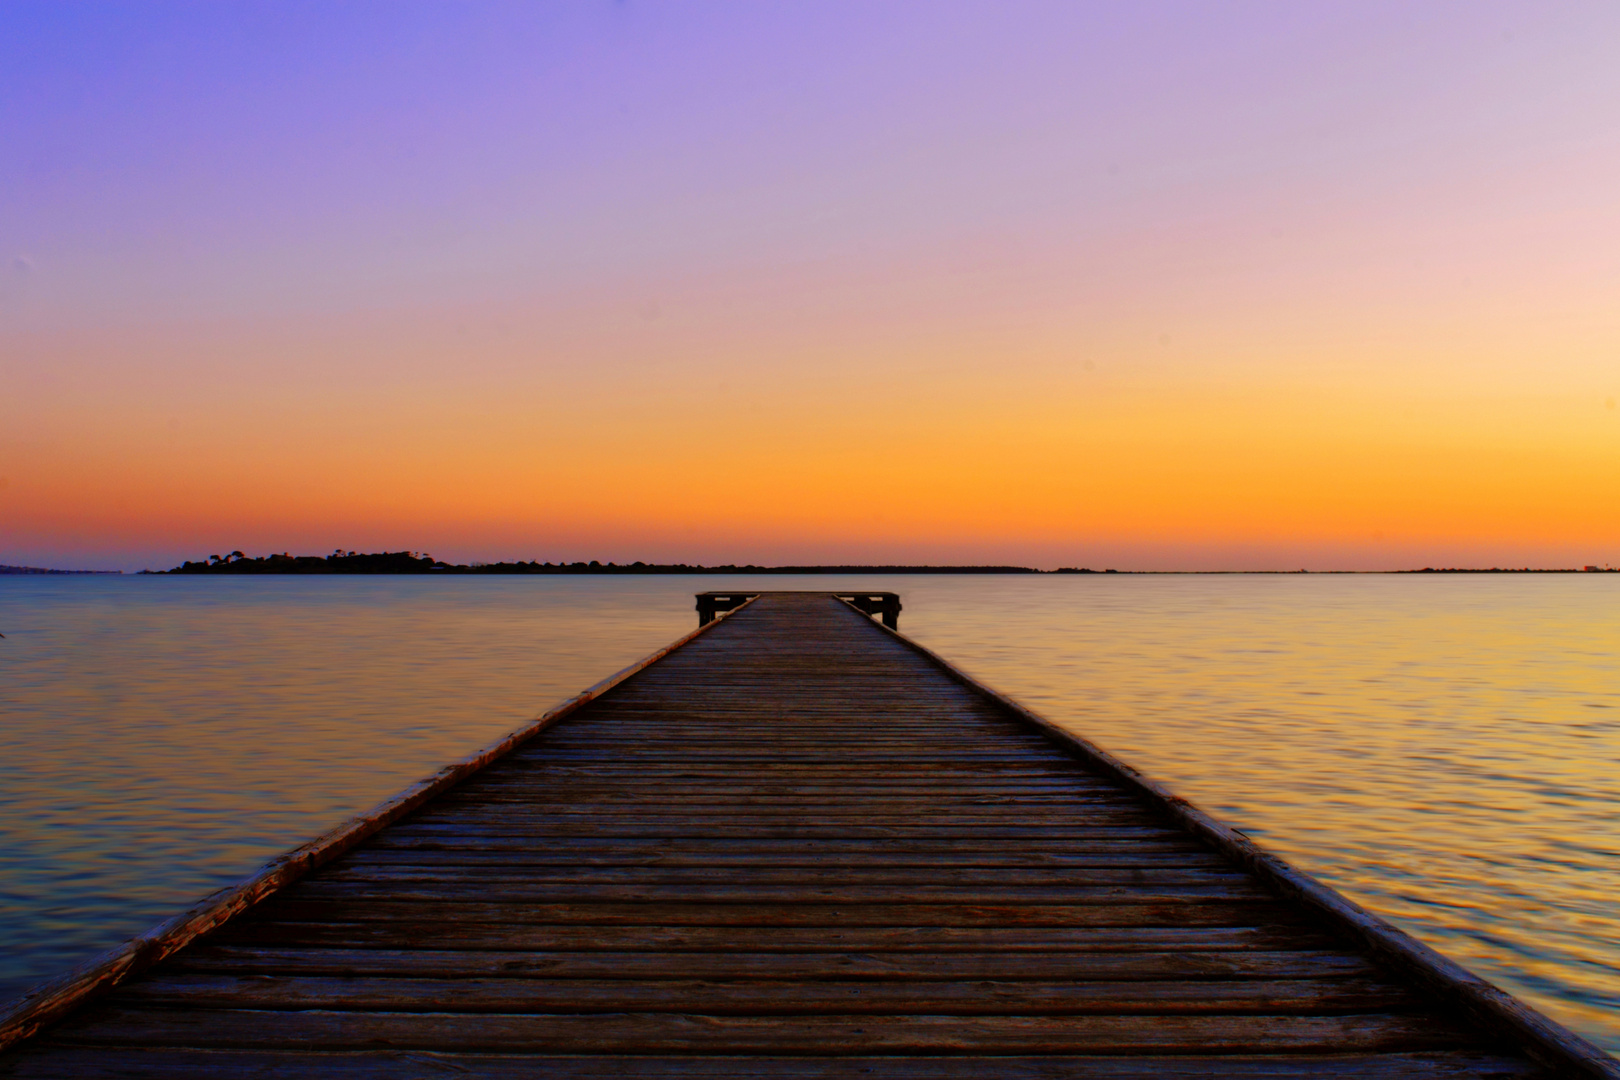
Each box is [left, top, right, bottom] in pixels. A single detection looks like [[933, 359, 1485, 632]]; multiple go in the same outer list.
[[3, 1, 1618, 571]]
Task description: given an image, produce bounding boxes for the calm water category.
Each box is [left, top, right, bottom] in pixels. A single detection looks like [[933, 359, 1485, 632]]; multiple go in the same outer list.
[[1, 574, 1616, 1050]]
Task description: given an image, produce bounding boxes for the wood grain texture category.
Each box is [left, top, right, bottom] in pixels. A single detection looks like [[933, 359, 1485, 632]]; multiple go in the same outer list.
[[164, 947, 1376, 980], [1, 591, 1600, 1078], [41, 1007, 1478, 1053], [0, 1050, 1554, 1079]]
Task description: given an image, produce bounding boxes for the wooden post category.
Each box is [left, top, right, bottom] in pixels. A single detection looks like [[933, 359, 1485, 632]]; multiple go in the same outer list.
[[694, 592, 758, 626], [834, 592, 902, 629]]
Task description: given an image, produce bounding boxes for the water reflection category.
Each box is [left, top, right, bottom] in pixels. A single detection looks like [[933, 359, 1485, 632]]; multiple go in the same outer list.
[[896, 574, 1620, 1050]]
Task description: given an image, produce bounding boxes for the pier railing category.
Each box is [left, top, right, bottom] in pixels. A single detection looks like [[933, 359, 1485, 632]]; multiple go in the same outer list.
[[697, 590, 900, 628]]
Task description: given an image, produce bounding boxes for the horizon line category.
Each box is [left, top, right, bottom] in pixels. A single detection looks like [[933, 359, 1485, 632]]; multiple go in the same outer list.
[[7, 554, 1618, 576]]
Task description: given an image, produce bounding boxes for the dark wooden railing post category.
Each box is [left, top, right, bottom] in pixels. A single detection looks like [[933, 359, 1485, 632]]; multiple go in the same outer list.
[[695, 592, 759, 626], [834, 592, 902, 629]]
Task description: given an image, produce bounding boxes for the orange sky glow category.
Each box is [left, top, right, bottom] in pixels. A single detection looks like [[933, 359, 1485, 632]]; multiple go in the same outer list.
[[3, 3, 1618, 570]]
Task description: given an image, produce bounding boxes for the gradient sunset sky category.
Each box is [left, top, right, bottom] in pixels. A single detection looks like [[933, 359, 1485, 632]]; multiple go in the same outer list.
[[4, 2, 1618, 570]]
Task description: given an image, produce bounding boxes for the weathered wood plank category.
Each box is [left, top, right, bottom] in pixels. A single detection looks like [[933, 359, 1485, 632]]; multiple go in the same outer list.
[[427, 792, 1144, 808], [0, 1049, 1554, 1079], [437, 786, 1134, 803], [247, 898, 1295, 928], [342, 846, 1225, 868], [476, 764, 1113, 778], [115, 974, 1420, 1014], [314, 866, 1247, 887], [48, 1008, 1477, 1054], [379, 823, 1190, 840], [515, 754, 1077, 763], [279, 881, 1275, 904], [211, 923, 1329, 953], [165, 947, 1377, 981], [540, 740, 1059, 747], [397, 808, 1166, 826], [358, 835, 1212, 856]]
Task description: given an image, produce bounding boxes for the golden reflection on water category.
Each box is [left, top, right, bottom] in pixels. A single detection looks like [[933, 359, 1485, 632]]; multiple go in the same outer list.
[[1, 573, 1616, 1050], [897, 573, 1620, 1051]]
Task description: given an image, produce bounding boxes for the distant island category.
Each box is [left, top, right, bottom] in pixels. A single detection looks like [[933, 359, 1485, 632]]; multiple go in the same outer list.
[[145, 552, 1615, 574], [1401, 566, 1614, 573], [0, 564, 122, 575], [152, 553, 1101, 579], [155, 551, 1098, 574]]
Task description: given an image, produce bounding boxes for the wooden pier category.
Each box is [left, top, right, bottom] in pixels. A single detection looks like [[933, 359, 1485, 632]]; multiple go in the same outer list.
[[2, 592, 1616, 1077]]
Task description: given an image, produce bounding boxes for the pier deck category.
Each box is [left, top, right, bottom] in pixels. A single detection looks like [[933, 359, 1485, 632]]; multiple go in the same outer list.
[[2, 592, 1611, 1077]]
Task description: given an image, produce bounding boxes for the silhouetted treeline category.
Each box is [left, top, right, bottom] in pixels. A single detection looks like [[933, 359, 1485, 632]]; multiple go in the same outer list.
[[1401, 566, 1602, 573], [161, 551, 1069, 575], [157, 553, 1612, 575], [166, 551, 444, 574]]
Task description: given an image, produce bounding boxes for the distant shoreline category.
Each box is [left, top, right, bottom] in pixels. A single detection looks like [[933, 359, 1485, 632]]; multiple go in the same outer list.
[[131, 552, 1617, 575]]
